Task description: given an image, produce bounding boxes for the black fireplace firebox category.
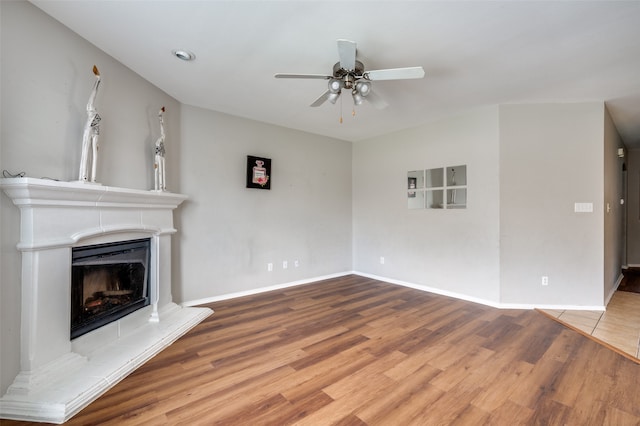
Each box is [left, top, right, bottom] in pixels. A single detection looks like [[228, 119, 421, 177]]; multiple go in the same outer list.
[[71, 238, 151, 339]]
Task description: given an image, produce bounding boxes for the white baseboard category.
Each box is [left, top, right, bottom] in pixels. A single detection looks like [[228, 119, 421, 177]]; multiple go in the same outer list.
[[353, 272, 606, 311], [181, 271, 353, 307], [604, 273, 625, 307], [182, 270, 607, 312], [353, 271, 504, 308]]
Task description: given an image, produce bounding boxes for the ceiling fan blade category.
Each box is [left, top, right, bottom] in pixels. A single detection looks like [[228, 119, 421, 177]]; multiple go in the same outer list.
[[310, 90, 331, 107], [275, 73, 331, 79], [364, 67, 425, 81], [337, 39, 356, 71], [365, 90, 389, 110]]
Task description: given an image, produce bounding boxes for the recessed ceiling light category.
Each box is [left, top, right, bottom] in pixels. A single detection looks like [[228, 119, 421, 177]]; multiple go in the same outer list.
[[172, 49, 196, 61]]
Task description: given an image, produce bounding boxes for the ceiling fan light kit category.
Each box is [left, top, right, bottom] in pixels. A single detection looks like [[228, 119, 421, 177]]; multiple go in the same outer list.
[[275, 39, 425, 116], [355, 81, 371, 96], [328, 78, 342, 93]]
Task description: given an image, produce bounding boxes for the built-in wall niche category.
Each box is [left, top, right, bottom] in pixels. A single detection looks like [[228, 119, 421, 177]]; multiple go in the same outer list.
[[407, 165, 467, 209]]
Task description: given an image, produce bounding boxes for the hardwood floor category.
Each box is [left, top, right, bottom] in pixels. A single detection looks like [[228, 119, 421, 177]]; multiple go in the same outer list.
[[3, 275, 640, 425]]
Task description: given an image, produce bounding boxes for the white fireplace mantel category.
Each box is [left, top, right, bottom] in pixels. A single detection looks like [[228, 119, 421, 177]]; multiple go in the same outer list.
[[0, 178, 212, 424], [1, 177, 190, 250]]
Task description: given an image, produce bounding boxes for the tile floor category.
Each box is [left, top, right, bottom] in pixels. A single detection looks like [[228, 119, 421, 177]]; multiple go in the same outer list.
[[543, 290, 640, 359]]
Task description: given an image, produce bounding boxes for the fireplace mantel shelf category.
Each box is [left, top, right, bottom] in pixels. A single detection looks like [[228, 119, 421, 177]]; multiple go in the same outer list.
[[1, 178, 189, 251], [0, 177, 188, 209]]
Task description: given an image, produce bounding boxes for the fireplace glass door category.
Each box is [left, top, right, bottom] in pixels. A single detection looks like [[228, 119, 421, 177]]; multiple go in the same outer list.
[[71, 238, 151, 339]]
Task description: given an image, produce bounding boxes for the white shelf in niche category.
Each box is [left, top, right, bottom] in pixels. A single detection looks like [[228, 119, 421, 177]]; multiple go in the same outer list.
[[407, 165, 467, 209]]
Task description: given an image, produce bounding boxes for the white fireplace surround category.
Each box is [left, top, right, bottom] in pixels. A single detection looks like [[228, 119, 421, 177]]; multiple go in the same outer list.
[[0, 178, 212, 423]]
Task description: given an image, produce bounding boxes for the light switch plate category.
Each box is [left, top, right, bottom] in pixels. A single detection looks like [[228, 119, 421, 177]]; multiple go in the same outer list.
[[574, 202, 593, 213]]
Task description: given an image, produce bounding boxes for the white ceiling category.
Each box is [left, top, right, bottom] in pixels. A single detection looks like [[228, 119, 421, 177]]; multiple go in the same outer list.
[[31, 1, 640, 147]]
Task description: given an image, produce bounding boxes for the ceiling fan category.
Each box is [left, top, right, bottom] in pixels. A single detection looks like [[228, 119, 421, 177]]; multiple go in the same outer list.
[[275, 39, 425, 110]]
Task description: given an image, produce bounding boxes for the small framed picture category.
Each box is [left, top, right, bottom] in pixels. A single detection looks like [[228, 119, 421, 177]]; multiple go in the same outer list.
[[246, 155, 271, 190], [408, 177, 417, 198]]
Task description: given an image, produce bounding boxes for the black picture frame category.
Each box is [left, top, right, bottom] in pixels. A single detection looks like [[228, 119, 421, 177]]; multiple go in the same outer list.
[[246, 155, 271, 190]]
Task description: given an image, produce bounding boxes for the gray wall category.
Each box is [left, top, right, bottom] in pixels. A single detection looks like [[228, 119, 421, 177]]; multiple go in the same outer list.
[[627, 149, 640, 266], [499, 103, 605, 306], [352, 107, 502, 303], [1, 1, 180, 394], [175, 106, 352, 303], [352, 103, 617, 308]]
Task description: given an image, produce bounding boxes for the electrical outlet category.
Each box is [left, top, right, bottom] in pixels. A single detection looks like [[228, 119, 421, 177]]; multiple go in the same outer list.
[[283, 260, 288, 269], [267, 263, 273, 272], [541, 276, 549, 286]]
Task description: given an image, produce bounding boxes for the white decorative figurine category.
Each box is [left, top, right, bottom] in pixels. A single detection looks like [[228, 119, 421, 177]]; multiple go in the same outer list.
[[78, 65, 102, 183], [154, 106, 166, 191]]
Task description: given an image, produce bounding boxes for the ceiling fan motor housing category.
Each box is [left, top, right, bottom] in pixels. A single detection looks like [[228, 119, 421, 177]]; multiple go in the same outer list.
[[332, 60, 364, 77]]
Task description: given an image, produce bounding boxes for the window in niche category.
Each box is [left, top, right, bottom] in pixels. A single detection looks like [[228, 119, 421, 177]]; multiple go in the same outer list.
[[407, 165, 466, 209]]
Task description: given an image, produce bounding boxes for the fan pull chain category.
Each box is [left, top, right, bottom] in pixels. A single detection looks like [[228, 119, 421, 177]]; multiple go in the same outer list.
[[339, 94, 343, 124]]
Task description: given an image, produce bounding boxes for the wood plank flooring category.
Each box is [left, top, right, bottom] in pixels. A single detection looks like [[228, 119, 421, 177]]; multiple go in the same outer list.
[[3, 275, 640, 425]]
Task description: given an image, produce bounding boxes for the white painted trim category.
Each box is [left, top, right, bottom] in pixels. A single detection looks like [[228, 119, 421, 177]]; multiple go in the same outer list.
[[16, 227, 177, 252], [514, 304, 605, 311], [0, 177, 188, 209], [354, 271, 504, 308], [353, 272, 606, 311], [183, 270, 608, 312], [604, 273, 625, 307], [181, 271, 353, 307]]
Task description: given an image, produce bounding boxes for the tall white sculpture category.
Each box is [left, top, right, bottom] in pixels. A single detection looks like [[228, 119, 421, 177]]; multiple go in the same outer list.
[[154, 106, 166, 191], [78, 65, 102, 183]]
